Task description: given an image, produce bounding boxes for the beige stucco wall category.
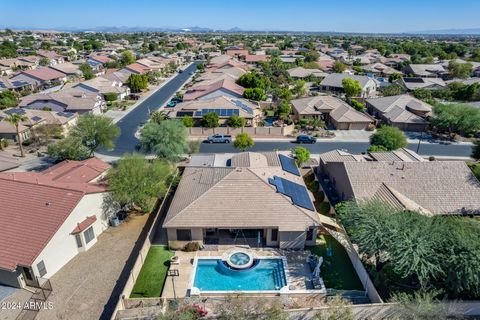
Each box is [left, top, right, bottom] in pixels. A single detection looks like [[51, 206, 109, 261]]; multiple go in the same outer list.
[[265, 227, 279, 247], [279, 231, 306, 249]]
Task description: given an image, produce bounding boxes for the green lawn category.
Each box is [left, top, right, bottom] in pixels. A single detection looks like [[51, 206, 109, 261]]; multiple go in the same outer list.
[[306, 234, 364, 291], [468, 162, 480, 181], [130, 246, 173, 298]]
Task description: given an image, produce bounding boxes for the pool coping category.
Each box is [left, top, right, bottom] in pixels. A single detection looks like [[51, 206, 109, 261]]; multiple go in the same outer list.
[[189, 255, 290, 296]]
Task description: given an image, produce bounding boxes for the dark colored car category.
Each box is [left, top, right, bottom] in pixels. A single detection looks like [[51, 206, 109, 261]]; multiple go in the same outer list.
[[296, 135, 317, 144], [171, 97, 183, 103]]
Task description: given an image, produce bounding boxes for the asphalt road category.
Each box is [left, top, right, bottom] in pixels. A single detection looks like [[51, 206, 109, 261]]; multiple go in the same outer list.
[[100, 62, 198, 156], [199, 140, 474, 158]]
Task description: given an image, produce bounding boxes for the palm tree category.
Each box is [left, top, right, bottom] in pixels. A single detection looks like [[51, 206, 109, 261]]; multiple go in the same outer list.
[[150, 110, 168, 124], [6, 113, 28, 157]]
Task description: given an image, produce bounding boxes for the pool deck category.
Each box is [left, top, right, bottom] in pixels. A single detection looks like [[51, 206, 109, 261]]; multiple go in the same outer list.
[[162, 246, 315, 299]]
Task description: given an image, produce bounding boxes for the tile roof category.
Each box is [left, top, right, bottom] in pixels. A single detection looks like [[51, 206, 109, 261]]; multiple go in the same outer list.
[[20, 67, 66, 82], [339, 161, 480, 215], [0, 157, 110, 270], [71, 216, 97, 234], [291, 96, 373, 123], [172, 95, 257, 117], [183, 79, 245, 101], [163, 152, 320, 231], [320, 73, 374, 89]]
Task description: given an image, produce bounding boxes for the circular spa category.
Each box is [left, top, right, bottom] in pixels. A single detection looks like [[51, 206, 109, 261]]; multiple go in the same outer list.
[[225, 251, 254, 270]]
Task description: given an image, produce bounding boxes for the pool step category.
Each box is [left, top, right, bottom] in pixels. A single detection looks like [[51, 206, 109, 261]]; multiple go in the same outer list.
[[272, 267, 286, 289]]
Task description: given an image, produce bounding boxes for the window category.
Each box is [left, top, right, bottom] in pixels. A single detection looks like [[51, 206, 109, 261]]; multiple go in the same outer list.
[[37, 260, 47, 277], [270, 228, 278, 242], [176, 229, 192, 241], [75, 234, 83, 248], [84, 226, 95, 244], [306, 228, 315, 241]]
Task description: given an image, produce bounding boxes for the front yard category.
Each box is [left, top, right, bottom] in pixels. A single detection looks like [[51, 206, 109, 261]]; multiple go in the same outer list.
[[307, 234, 363, 291], [130, 246, 173, 298]]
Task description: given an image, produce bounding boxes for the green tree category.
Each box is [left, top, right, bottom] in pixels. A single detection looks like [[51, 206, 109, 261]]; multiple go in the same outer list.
[[342, 78, 362, 98], [350, 99, 365, 112], [182, 116, 194, 128], [107, 154, 173, 213], [126, 74, 148, 93], [472, 140, 480, 161], [47, 136, 90, 162], [104, 92, 117, 102], [79, 63, 94, 80], [448, 60, 472, 79], [150, 110, 168, 124], [292, 146, 310, 167], [292, 79, 307, 97], [236, 72, 270, 89], [412, 88, 433, 103], [35, 124, 63, 145], [6, 113, 27, 157], [120, 50, 135, 66], [226, 115, 245, 128], [277, 100, 292, 115], [369, 126, 407, 151], [243, 88, 264, 101], [139, 120, 189, 162], [70, 114, 120, 156], [380, 84, 404, 97], [0, 90, 18, 109], [202, 112, 219, 128], [431, 103, 480, 135], [388, 73, 403, 83], [332, 61, 346, 73], [233, 133, 254, 151], [39, 57, 50, 66]]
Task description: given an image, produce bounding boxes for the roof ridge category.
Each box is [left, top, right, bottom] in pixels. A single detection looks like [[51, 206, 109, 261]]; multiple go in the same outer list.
[[0, 173, 87, 194]]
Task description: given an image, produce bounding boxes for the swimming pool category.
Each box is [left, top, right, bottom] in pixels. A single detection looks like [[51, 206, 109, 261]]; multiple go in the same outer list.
[[192, 258, 287, 291]]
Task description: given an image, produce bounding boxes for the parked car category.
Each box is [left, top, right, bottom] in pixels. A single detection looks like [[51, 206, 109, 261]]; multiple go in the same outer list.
[[171, 97, 183, 103], [207, 134, 232, 143], [166, 101, 177, 108], [296, 135, 317, 144]]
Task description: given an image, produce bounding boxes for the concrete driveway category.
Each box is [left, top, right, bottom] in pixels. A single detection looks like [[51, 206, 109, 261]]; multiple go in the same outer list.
[[29, 214, 149, 320]]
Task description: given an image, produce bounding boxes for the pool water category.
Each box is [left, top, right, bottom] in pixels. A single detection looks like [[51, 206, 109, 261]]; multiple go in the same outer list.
[[193, 258, 287, 291], [229, 252, 250, 266]]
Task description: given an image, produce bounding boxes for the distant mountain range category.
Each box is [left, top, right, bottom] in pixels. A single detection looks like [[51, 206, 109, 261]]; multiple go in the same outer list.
[[3, 25, 480, 35]]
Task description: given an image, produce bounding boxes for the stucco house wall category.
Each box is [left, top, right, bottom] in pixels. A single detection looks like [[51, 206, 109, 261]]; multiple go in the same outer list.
[[30, 193, 109, 280]]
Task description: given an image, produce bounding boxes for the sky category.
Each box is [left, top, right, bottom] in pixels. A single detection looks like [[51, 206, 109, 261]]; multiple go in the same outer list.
[[1, 0, 480, 33]]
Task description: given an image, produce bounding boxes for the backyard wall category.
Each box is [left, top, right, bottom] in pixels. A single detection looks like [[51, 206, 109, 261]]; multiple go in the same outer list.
[[187, 125, 294, 137]]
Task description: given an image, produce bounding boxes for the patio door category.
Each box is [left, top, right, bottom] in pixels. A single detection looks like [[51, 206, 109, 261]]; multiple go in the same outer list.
[[21, 266, 37, 287]]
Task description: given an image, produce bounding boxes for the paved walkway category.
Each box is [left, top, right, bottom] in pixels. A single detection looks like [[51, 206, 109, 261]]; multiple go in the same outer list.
[[30, 214, 149, 320]]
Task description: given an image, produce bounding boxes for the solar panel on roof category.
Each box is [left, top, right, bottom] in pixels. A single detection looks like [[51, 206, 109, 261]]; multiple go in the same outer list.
[[233, 109, 239, 116], [232, 99, 254, 114], [279, 154, 301, 176], [194, 111, 202, 117], [31, 116, 42, 121], [269, 176, 315, 211], [5, 108, 26, 115]]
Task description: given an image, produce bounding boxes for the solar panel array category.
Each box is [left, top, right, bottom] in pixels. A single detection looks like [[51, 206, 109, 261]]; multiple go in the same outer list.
[[57, 111, 74, 118], [4, 108, 26, 115], [279, 154, 301, 176], [31, 116, 43, 122], [269, 176, 315, 211], [232, 100, 254, 114], [194, 109, 240, 117]]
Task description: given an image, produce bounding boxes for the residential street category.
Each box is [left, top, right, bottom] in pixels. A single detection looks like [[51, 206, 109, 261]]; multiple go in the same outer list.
[[98, 62, 198, 157]]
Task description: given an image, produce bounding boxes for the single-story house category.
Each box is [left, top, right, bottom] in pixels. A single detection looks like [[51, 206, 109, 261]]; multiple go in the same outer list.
[[287, 67, 327, 79], [0, 157, 111, 288], [291, 95, 374, 130], [73, 77, 130, 100], [37, 50, 65, 65], [170, 96, 260, 126], [19, 88, 105, 114], [10, 67, 67, 90], [163, 152, 321, 249], [320, 73, 377, 98], [0, 76, 33, 92], [183, 79, 245, 101], [399, 77, 446, 90], [48, 63, 82, 78], [244, 54, 269, 65], [317, 149, 480, 216], [280, 54, 305, 64], [88, 53, 114, 65], [404, 64, 447, 78], [366, 94, 432, 131], [0, 107, 78, 141], [361, 63, 400, 77]]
